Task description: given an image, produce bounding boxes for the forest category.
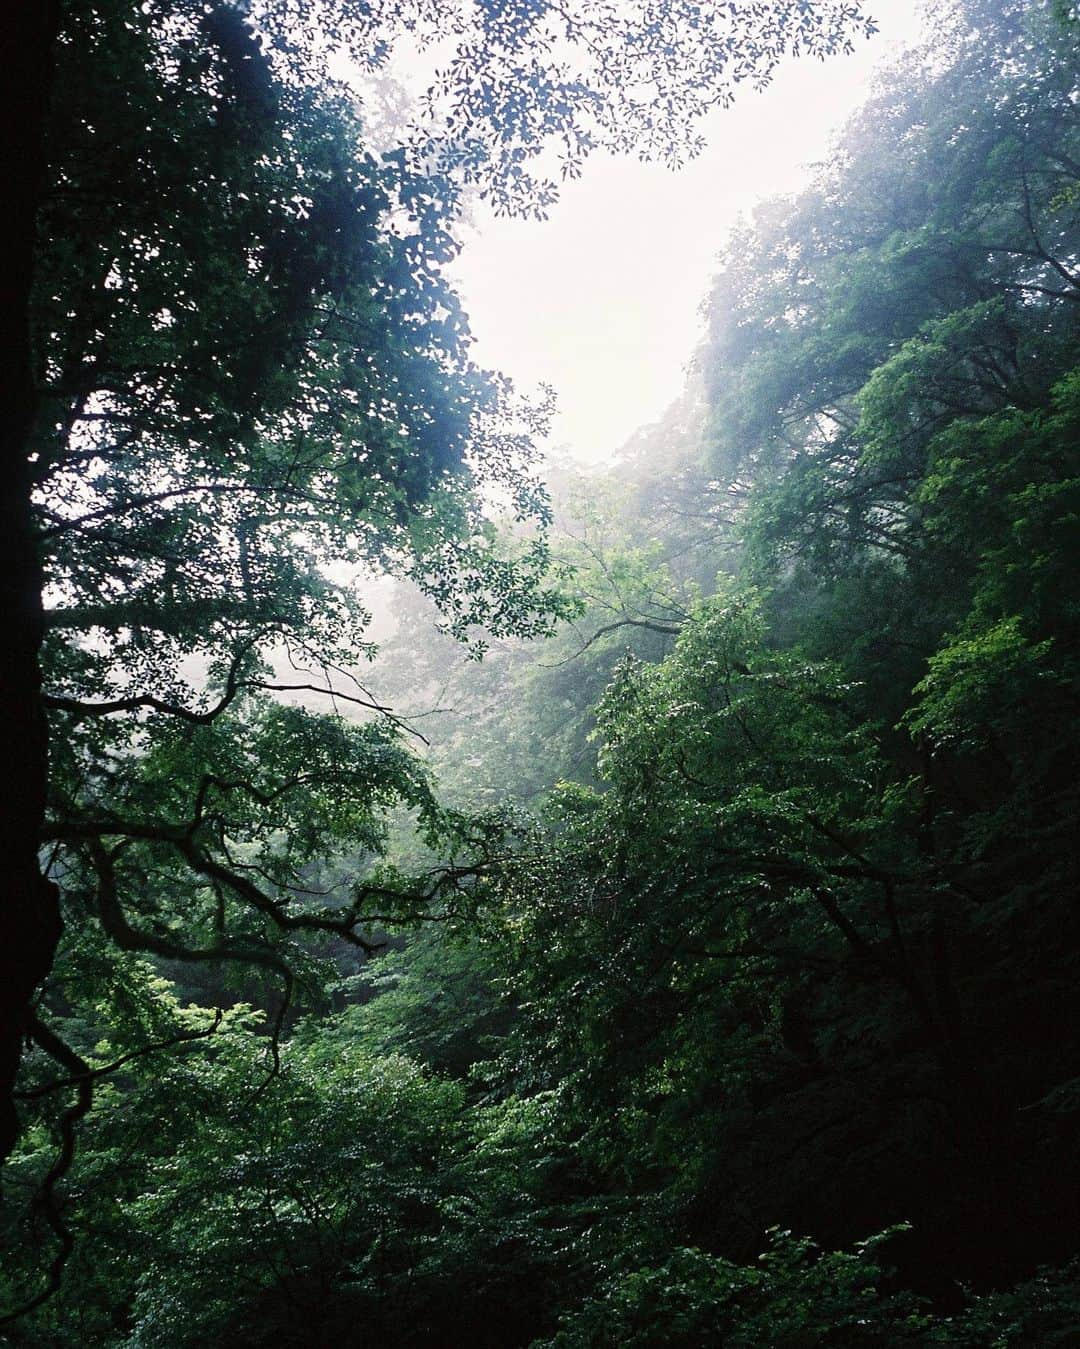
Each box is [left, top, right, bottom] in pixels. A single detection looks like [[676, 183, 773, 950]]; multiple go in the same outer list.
[[2, 0, 1079, 1343]]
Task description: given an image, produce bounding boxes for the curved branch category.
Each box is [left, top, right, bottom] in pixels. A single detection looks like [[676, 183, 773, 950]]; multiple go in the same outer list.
[[0, 1015, 91, 1328], [249, 681, 428, 742], [15, 1009, 224, 1101], [540, 615, 682, 668], [44, 643, 251, 724], [88, 840, 298, 1080], [46, 825, 384, 958], [39, 480, 308, 540], [83, 836, 300, 974], [44, 666, 426, 742], [175, 839, 381, 955]]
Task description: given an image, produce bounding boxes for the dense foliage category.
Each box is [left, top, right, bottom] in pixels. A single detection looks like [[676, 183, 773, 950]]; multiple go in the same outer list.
[[4, 0, 1080, 1344]]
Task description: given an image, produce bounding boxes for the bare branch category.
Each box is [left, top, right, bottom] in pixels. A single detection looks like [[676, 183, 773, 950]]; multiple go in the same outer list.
[[540, 615, 682, 668]]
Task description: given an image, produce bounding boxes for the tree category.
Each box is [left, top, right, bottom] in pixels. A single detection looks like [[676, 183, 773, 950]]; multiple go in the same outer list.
[[699, 0, 1079, 585], [8, 1, 1080, 1337], [2, 979, 574, 1345], [0, 0, 877, 1178], [460, 0, 1080, 1296]]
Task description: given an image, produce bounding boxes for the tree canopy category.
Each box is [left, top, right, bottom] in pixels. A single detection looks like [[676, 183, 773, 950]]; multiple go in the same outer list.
[[5, 0, 1080, 1343]]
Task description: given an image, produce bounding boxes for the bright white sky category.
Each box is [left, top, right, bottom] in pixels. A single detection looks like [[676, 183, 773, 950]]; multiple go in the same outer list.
[[447, 1, 930, 465]]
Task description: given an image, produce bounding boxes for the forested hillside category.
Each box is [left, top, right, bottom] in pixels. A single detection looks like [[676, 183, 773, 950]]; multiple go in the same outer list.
[[3, 0, 1080, 1344]]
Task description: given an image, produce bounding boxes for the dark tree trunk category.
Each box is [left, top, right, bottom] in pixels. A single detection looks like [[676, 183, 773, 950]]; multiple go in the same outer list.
[[0, 0, 62, 1164]]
